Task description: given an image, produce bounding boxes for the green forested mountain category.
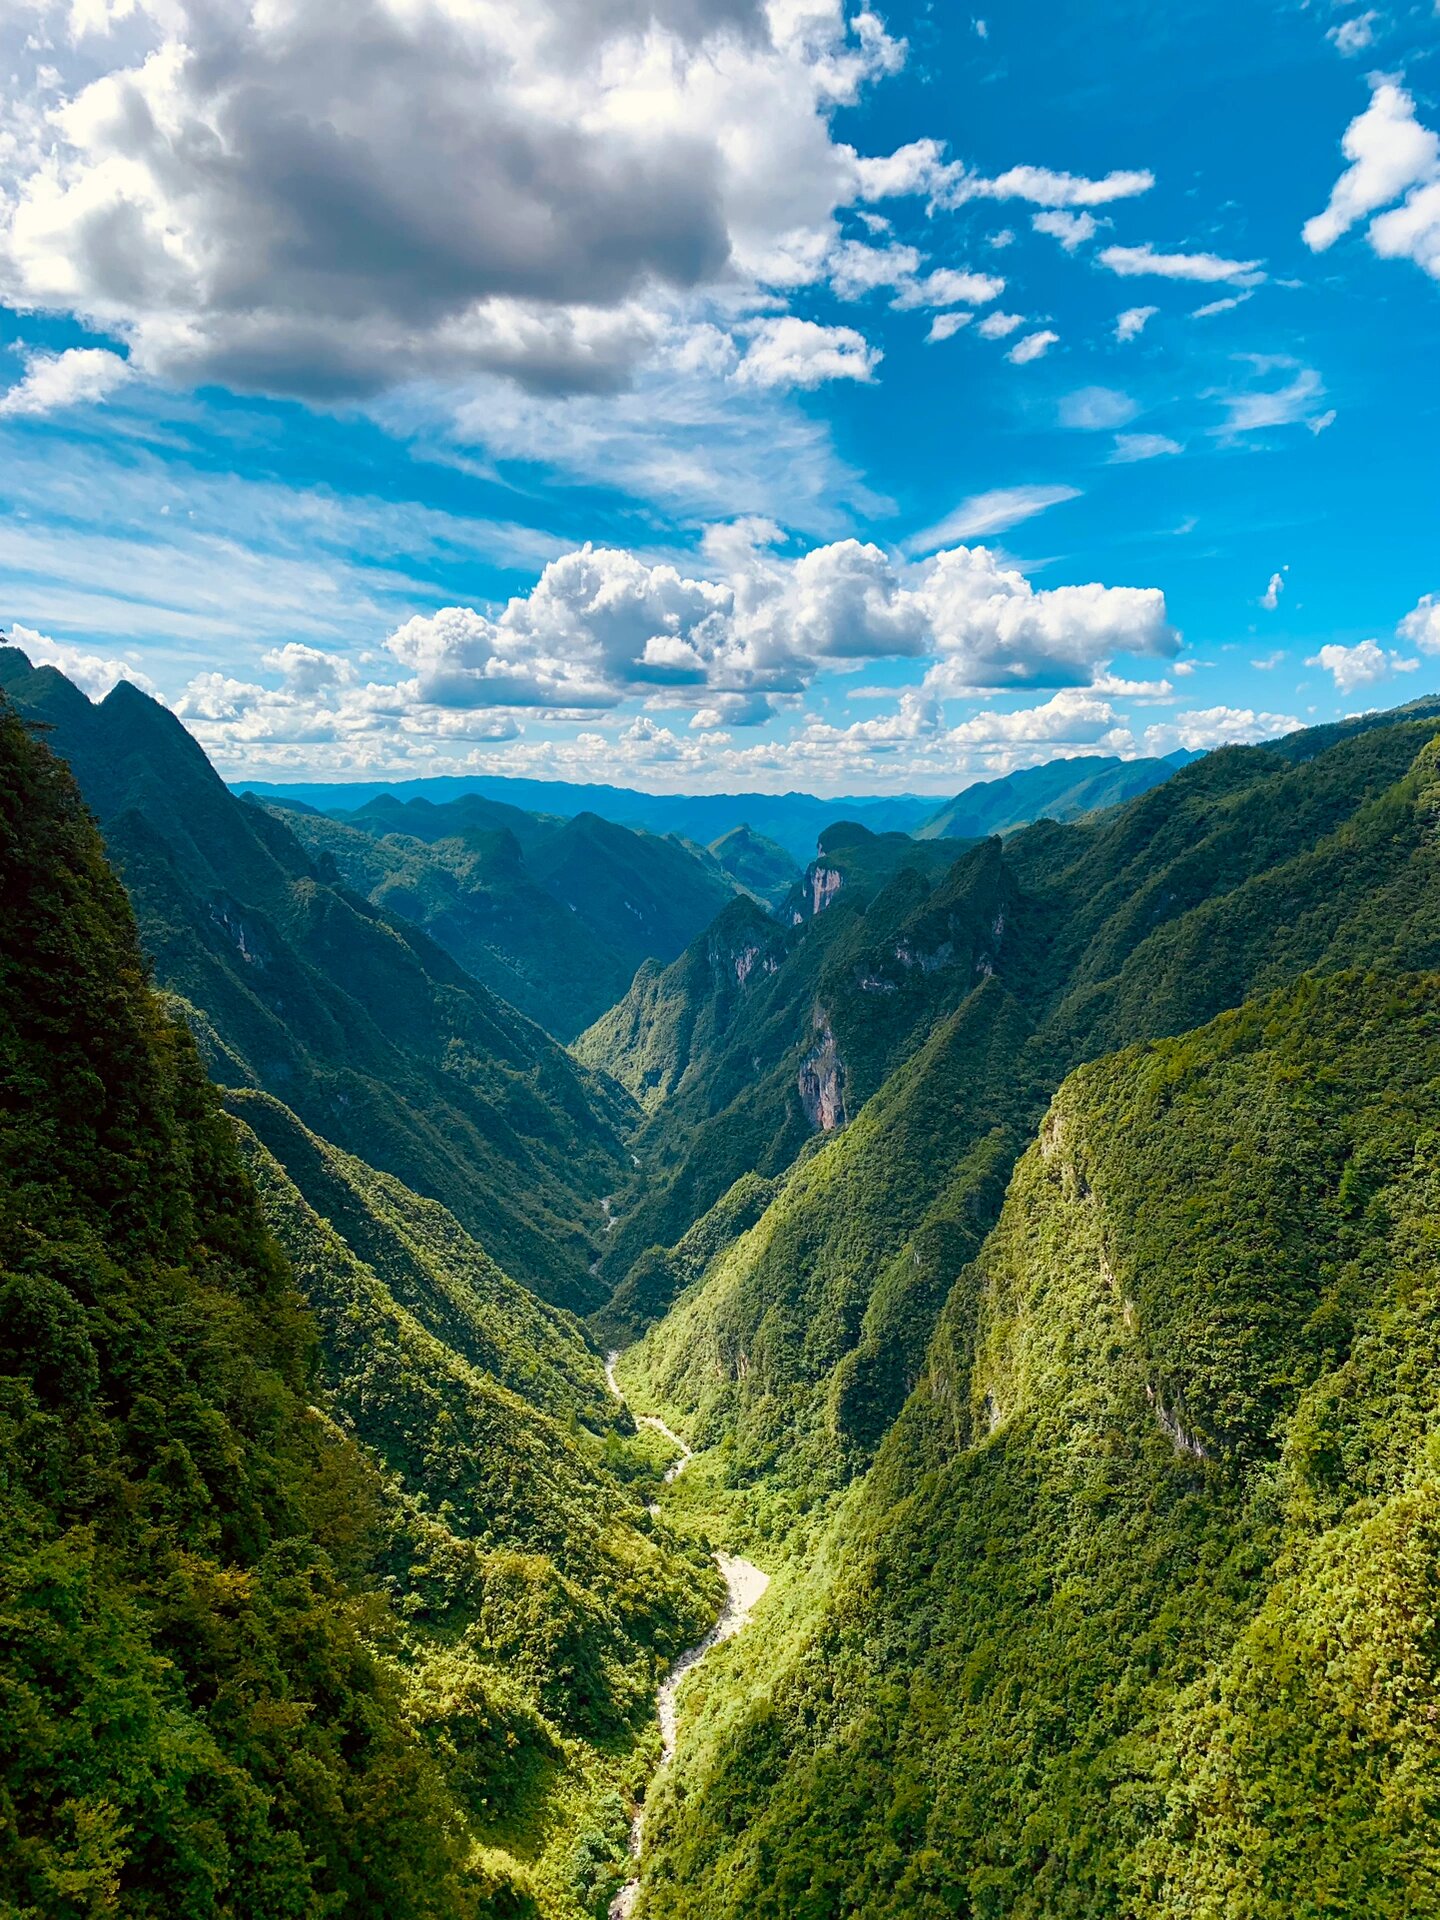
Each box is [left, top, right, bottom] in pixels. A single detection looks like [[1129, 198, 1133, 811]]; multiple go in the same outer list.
[[0, 648, 632, 1309], [578, 831, 1011, 1293], [238, 772, 937, 863], [0, 693, 719, 1919], [702, 825, 800, 909], [268, 793, 740, 1039], [11, 636, 1440, 1920], [598, 711, 1440, 1363], [916, 749, 1190, 839], [639, 970, 1440, 1918]]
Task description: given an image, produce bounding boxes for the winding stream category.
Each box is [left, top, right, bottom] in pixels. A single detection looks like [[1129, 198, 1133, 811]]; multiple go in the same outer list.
[[604, 1352, 769, 1920]]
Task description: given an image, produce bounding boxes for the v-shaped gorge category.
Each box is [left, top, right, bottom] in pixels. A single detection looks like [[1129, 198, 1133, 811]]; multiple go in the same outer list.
[[586, 700, 1440, 1917], [6, 645, 1440, 1920]]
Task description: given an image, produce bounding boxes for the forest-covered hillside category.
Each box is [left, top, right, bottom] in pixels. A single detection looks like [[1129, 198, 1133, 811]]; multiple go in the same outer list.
[[639, 970, 1440, 1918], [0, 647, 632, 1311], [266, 794, 740, 1039], [0, 690, 721, 1920], [9, 651, 1440, 1920]]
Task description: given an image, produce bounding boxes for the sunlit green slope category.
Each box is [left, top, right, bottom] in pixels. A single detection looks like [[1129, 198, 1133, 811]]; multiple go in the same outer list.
[[642, 969, 1440, 1919]]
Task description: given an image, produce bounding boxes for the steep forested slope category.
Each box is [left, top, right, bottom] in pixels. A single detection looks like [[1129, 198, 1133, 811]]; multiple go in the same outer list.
[[916, 749, 1188, 838], [701, 824, 799, 909], [270, 795, 739, 1040], [581, 831, 1010, 1290], [0, 648, 631, 1308], [0, 692, 719, 1920], [609, 711, 1440, 1535], [639, 970, 1440, 1918]]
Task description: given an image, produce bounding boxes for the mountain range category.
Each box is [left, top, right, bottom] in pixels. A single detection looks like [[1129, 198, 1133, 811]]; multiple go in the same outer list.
[[235, 749, 1195, 865], [6, 645, 1440, 1920]]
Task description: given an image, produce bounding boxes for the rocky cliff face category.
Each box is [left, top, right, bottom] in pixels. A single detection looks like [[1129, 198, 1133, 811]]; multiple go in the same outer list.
[[797, 1012, 846, 1130]]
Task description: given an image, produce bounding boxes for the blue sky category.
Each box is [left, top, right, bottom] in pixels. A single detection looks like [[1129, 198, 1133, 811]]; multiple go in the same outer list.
[[0, 0, 1436, 794]]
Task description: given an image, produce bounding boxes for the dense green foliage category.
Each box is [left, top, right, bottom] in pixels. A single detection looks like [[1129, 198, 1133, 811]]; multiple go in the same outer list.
[[0, 695, 721, 1919], [0, 649, 631, 1309], [916, 750, 1187, 839], [269, 795, 738, 1040], [640, 971, 1440, 1917], [580, 832, 1013, 1287], [700, 825, 799, 910], [12, 634, 1440, 1920], [624, 982, 1029, 1515], [0, 698, 494, 1916], [611, 712, 1440, 1399]]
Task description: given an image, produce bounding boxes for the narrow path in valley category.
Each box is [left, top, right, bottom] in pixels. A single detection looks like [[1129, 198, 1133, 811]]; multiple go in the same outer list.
[[604, 1350, 769, 1920]]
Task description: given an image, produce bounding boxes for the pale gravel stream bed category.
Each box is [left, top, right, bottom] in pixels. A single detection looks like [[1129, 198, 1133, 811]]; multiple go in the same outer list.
[[603, 1352, 769, 1920]]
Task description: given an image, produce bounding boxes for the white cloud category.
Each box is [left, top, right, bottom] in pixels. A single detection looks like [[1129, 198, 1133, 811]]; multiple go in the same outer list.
[[977, 310, 1026, 339], [1327, 12, 1380, 55], [1007, 328, 1058, 364], [890, 267, 1006, 309], [908, 484, 1080, 550], [1306, 639, 1419, 692], [1397, 592, 1440, 652], [1261, 571, 1285, 610], [3, 621, 154, 697], [0, 0, 921, 401], [1099, 244, 1264, 284], [733, 317, 881, 389], [945, 164, 1155, 209], [1059, 385, 1136, 430], [376, 522, 1174, 724], [1114, 305, 1157, 342], [1369, 178, 1440, 279], [0, 346, 131, 417], [1304, 79, 1440, 274], [926, 312, 973, 343], [1216, 359, 1330, 435], [1191, 292, 1252, 317], [261, 641, 359, 696], [1110, 432, 1183, 462], [827, 238, 923, 299], [1141, 706, 1300, 752], [1032, 209, 1098, 251]]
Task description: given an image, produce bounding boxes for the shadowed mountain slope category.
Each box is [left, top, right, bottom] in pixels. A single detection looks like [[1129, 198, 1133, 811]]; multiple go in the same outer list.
[[0, 647, 632, 1309]]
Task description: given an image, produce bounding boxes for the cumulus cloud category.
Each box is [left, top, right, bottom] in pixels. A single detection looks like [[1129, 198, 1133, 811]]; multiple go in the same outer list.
[[1192, 293, 1252, 317], [1099, 244, 1264, 284], [1328, 12, 1380, 55], [1140, 706, 1300, 753], [1008, 329, 1058, 364], [0, 0, 921, 399], [1261, 571, 1284, 610], [1114, 305, 1157, 342], [373, 523, 1174, 727], [907, 484, 1080, 551], [977, 310, 1026, 339], [1304, 79, 1440, 276], [2, 621, 154, 696], [890, 267, 1006, 309], [0, 346, 131, 417], [733, 317, 881, 388], [1032, 209, 1098, 251], [926, 312, 974, 343], [852, 146, 1154, 211], [944, 164, 1154, 209], [1398, 592, 1440, 652], [1306, 639, 1419, 692]]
